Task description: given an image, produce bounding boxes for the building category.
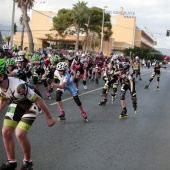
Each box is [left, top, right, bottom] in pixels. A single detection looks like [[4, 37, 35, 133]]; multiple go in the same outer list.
[[13, 7, 155, 56]]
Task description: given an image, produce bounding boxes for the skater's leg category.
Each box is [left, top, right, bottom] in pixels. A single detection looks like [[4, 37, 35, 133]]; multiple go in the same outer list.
[[56, 90, 64, 112], [2, 125, 16, 160], [15, 128, 31, 161]]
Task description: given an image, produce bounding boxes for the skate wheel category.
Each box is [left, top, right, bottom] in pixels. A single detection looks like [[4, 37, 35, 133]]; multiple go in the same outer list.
[[84, 119, 89, 123], [58, 117, 66, 122]]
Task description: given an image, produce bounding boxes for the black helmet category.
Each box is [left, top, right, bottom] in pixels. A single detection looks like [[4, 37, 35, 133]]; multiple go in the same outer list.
[[75, 55, 80, 61], [155, 60, 159, 64], [123, 64, 130, 71], [116, 63, 123, 70], [59, 53, 63, 58]]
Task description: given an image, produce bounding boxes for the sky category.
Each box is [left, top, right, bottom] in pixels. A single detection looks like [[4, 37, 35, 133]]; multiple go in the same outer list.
[[0, 0, 170, 49]]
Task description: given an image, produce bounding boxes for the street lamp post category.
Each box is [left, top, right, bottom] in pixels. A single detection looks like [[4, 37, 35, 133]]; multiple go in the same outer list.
[[100, 6, 108, 52], [10, 0, 15, 49]]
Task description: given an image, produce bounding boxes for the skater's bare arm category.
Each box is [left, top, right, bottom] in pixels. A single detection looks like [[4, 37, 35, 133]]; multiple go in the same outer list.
[[34, 96, 55, 127], [0, 98, 7, 113], [51, 81, 66, 89]]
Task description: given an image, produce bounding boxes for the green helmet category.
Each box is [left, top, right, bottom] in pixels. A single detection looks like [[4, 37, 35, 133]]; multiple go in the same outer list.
[[32, 54, 40, 61], [0, 59, 6, 74], [6, 58, 15, 66], [50, 56, 57, 62]]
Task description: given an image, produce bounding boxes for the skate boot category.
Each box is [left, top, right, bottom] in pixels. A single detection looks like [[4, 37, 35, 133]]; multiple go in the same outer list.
[[111, 94, 116, 103], [98, 99, 107, 105], [139, 77, 142, 81], [46, 92, 51, 100], [133, 103, 137, 114], [58, 111, 66, 122], [156, 86, 159, 91], [95, 78, 99, 85], [119, 108, 127, 119], [144, 85, 149, 89], [83, 85, 87, 90], [0, 161, 17, 170], [81, 112, 88, 122], [20, 160, 33, 170]]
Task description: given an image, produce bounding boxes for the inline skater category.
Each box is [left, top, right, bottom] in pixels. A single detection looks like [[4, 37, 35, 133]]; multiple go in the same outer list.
[[51, 62, 88, 122], [98, 60, 118, 105], [131, 59, 142, 81], [117, 63, 137, 118], [144, 60, 166, 90], [70, 56, 86, 91], [0, 59, 55, 170], [93, 52, 105, 85]]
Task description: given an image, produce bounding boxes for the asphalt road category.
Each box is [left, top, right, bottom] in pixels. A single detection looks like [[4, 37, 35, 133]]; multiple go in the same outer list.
[[1, 65, 170, 170]]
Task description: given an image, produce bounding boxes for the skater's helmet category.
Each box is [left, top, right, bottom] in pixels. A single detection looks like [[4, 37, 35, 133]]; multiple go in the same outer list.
[[57, 62, 68, 71], [6, 58, 15, 66], [15, 56, 24, 63], [0, 59, 6, 74], [155, 60, 159, 64], [50, 56, 57, 62], [18, 51, 25, 56], [116, 63, 123, 70]]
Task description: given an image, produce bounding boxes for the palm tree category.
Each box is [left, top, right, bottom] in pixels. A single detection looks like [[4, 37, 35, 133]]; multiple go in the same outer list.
[[16, 0, 34, 52], [19, 14, 30, 50], [72, 1, 89, 52]]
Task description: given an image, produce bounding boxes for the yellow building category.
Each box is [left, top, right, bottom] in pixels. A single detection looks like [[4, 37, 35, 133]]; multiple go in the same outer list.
[[13, 7, 155, 56]]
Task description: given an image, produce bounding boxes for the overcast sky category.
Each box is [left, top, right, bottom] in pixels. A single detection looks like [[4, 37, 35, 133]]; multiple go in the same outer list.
[[0, 0, 170, 49]]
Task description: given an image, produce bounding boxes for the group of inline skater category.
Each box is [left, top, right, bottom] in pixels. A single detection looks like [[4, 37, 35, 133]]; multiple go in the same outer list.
[[0, 44, 166, 170]]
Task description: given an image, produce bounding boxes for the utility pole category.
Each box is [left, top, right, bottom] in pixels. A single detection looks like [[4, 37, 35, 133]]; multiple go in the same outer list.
[[10, 0, 15, 49]]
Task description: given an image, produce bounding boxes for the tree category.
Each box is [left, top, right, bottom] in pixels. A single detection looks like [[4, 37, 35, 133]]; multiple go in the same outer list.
[[88, 7, 112, 41], [123, 46, 163, 61], [14, 23, 17, 35], [16, 0, 34, 53], [53, 8, 74, 37], [5, 36, 11, 46], [19, 14, 30, 50], [72, 1, 89, 52], [53, 5, 112, 53]]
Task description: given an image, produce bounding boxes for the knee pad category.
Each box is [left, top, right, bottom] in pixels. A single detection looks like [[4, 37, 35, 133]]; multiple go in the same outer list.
[[157, 77, 160, 82], [73, 95, 82, 106], [56, 90, 63, 102], [120, 91, 125, 100], [74, 78, 79, 83]]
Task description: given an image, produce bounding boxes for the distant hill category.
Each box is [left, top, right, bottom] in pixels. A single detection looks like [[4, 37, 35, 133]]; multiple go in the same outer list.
[[0, 24, 22, 38], [156, 48, 170, 56], [0, 24, 11, 37]]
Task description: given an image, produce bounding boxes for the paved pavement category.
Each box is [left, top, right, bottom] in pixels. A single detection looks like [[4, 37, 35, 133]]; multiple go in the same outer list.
[[1, 65, 170, 170]]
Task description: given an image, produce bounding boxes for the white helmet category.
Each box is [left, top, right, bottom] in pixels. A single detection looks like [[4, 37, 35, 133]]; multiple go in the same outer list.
[[112, 54, 118, 60], [15, 56, 23, 62], [76, 51, 82, 56], [18, 51, 25, 56], [81, 53, 85, 57], [3, 45, 9, 50], [56, 62, 68, 70]]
